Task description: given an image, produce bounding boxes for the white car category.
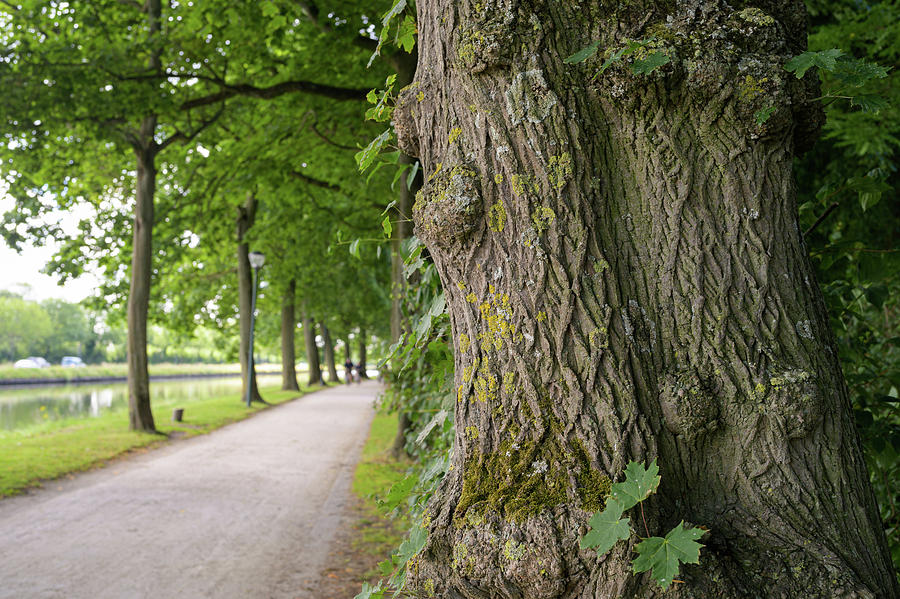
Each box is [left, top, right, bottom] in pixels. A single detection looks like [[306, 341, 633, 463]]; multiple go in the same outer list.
[[14, 358, 42, 369]]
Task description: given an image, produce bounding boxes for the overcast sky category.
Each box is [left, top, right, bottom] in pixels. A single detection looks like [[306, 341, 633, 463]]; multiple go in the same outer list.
[[0, 195, 100, 303]]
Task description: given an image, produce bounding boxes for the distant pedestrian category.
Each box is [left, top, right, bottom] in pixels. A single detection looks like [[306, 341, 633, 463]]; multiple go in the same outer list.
[[353, 363, 362, 384], [344, 358, 353, 384]]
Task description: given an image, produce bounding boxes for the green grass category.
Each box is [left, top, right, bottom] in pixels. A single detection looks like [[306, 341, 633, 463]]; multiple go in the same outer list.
[[0, 384, 317, 497], [0, 362, 284, 381], [351, 413, 410, 573]]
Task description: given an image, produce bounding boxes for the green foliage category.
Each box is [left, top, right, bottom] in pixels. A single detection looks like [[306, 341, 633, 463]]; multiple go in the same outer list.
[[632, 523, 705, 590], [785, 48, 846, 78], [609, 460, 661, 510], [564, 38, 669, 76], [795, 1, 900, 574], [579, 498, 631, 555], [580, 460, 705, 590]]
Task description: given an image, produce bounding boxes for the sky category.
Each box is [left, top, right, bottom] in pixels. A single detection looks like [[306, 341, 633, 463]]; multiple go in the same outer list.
[[0, 195, 101, 303]]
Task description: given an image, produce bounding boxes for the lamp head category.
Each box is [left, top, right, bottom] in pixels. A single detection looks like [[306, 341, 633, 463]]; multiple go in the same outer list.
[[248, 251, 265, 269]]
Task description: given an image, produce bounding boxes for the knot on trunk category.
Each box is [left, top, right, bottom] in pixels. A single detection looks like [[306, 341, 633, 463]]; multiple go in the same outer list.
[[454, 1, 517, 73], [761, 369, 823, 438], [413, 164, 483, 246], [394, 82, 422, 157], [582, 1, 822, 144], [658, 370, 720, 442]]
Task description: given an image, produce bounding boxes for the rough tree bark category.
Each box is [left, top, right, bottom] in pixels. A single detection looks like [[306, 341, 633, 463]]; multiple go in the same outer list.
[[237, 193, 263, 404], [395, 1, 898, 597], [281, 279, 300, 392], [321, 322, 339, 383], [302, 312, 323, 386]]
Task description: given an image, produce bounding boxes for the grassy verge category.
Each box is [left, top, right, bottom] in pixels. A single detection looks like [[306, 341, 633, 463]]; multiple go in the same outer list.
[[0, 384, 318, 497], [351, 413, 410, 577], [0, 362, 284, 382]]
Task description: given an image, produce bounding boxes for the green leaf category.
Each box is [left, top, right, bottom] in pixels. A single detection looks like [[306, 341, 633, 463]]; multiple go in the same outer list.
[[407, 160, 420, 190], [610, 459, 660, 510], [580, 497, 632, 555], [632, 522, 705, 590], [428, 293, 446, 317], [382, 0, 407, 28], [396, 15, 417, 53], [382, 215, 393, 238], [395, 525, 427, 565], [630, 51, 670, 75], [564, 41, 601, 64], [851, 94, 889, 113], [784, 48, 844, 78], [754, 106, 776, 126], [379, 473, 418, 512], [354, 581, 384, 599], [349, 238, 361, 258], [355, 129, 393, 173], [831, 57, 890, 88]]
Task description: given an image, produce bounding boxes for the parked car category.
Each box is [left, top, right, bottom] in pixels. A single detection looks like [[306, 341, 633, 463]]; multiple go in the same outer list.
[[14, 357, 49, 369], [61, 356, 85, 368], [13, 358, 41, 369]]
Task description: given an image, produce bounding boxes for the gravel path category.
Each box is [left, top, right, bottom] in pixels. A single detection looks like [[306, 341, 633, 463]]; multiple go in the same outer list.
[[0, 382, 379, 599]]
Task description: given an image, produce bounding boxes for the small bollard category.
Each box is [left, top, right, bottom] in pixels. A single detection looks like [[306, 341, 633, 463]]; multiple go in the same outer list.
[[172, 408, 184, 422]]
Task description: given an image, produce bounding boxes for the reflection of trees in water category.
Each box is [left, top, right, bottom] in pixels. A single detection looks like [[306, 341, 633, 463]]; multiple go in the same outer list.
[[0, 376, 261, 430]]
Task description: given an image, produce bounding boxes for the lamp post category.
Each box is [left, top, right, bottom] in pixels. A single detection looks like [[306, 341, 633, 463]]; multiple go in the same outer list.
[[246, 251, 265, 407]]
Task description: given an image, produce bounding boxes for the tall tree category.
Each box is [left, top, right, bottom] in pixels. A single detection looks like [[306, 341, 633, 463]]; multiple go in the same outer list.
[[302, 313, 323, 386], [395, 1, 898, 597], [281, 279, 301, 391], [236, 193, 264, 404], [321, 321, 340, 383]]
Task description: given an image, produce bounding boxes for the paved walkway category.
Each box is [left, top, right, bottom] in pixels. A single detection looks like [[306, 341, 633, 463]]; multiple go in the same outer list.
[[0, 382, 380, 598]]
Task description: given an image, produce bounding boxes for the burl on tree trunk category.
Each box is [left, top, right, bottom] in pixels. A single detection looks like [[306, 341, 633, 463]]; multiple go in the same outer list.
[[395, 1, 898, 597]]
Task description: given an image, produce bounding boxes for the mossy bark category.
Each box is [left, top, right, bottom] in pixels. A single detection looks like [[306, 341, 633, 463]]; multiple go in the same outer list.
[[397, 1, 898, 597]]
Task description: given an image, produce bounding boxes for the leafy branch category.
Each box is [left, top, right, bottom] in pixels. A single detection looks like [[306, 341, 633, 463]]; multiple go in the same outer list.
[[564, 37, 671, 76], [580, 460, 706, 590]]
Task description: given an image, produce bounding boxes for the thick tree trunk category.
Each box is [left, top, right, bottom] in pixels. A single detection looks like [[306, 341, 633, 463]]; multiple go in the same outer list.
[[302, 313, 323, 386], [397, 2, 898, 597], [237, 193, 262, 404], [321, 322, 339, 383], [281, 279, 300, 391], [126, 135, 157, 433], [358, 332, 369, 379], [343, 340, 351, 363]]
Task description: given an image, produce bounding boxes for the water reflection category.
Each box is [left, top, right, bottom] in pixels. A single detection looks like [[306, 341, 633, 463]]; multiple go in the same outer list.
[[0, 376, 276, 431]]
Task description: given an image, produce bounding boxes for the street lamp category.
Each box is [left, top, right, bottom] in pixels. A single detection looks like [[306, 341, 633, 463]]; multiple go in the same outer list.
[[246, 251, 265, 407]]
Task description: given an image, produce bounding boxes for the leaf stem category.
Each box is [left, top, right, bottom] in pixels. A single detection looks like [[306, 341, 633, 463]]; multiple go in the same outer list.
[[639, 501, 650, 538]]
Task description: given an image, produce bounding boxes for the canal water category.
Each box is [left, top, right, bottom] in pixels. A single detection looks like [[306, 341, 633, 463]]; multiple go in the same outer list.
[[0, 375, 278, 431]]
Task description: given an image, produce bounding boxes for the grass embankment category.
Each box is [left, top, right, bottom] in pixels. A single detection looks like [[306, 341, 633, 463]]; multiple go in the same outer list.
[[351, 413, 410, 578], [0, 384, 316, 497], [0, 362, 283, 382]]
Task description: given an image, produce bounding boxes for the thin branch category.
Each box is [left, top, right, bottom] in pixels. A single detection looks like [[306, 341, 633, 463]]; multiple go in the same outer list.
[[156, 105, 225, 152], [288, 170, 342, 192], [310, 123, 358, 151], [804, 201, 840, 238], [181, 79, 369, 110]]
